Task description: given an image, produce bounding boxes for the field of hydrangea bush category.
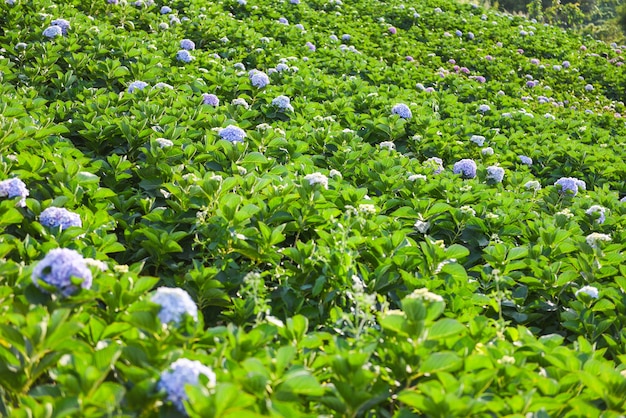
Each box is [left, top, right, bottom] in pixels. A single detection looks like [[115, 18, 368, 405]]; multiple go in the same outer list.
[[2, 0, 626, 416]]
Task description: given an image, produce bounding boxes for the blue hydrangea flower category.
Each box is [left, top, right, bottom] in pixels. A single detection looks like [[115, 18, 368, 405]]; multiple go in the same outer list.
[[453, 159, 477, 179], [159, 358, 216, 413], [32, 248, 93, 296], [585, 84, 594, 92], [43, 26, 63, 38], [518, 155, 533, 165], [180, 39, 195, 50], [391, 103, 412, 119], [305, 42, 316, 51], [51, 19, 70, 35], [249, 70, 270, 88], [278, 17, 289, 25], [271, 95, 294, 112], [176, 50, 194, 63], [554, 177, 586, 196], [128, 80, 149, 93], [275, 63, 289, 72], [151, 287, 198, 325], [160, 5, 172, 14], [585, 205, 606, 224], [342, 34, 351, 41], [219, 125, 246, 143], [202, 93, 219, 106], [40, 207, 82, 230], [455, 30, 463, 37], [486, 166, 505, 183], [0, 178, 29, 207], [478, 104, 491, 113]]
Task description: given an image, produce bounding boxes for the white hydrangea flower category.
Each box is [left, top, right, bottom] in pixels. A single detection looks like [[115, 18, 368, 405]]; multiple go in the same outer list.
[[379, 141, 395, 150], [155, 138, 174, 148], [406, 288, 444, 303], [586, 233, 611, 248], [576, 285, 598, 299], [304, 172, 328, 189], [414, 220, 430, 234]]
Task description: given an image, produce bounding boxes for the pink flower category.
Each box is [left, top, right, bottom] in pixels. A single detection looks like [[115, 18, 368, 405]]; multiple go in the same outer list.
[[388, 26, 397, 35]]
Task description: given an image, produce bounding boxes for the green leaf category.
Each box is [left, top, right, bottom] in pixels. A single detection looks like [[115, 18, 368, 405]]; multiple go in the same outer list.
[[428, 318, 465, 340], [420, 352, 462, 374], [277, 368, 324, 396]]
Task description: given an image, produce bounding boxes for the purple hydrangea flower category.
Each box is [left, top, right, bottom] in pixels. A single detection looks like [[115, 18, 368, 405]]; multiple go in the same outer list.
[[128, 80, 149, 93], [202, 93, 219, 106], [278, 17, 289, 25], [406, 56, 414, 61], [176, 50, 194, 63], [453, 159, 477, 179], [219, 125, 246, 143], [388, 26, 397, 35], [486, 165, 505, 183], [0, 178, 29, 207], [271, 95, 294, 112], [180, 39, 195, 50], [391, 103, 412, 119], [249, 70, 270, 88], [151, 287, 198, 325], [518, 155, 532, 165], [455, 30, 463, 37], [305, 42, 316, 51], [43, 26, 63, 38], [467, 32, 474, 40], [40, 207, 82, 230], [342, 34, 351, 41], [554, 177, 586, 196], [159, 358, 216, 413], [51, 19, 70, 35], [32, 248, 93, 296], [584, 84, 594, 92]]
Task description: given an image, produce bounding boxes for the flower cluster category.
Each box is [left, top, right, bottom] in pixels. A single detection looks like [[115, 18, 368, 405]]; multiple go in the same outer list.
[[158, 358, 216, 413], [51, 18, 70, 35], [576, 285, 598, 299], [518, 155, 533, 165], [379, 141, 395, 150], [151, 287, 198, 325], [585, 205, 606, 224], [586, 233, 611, 248], [32, 248, 93, 296], [453, 159, 477, 179], [486, 166, 505, 183], [39, 207, 82, 229], [0, 178, 29, 207], [524, 180, 542, 191], [155, 138, 174, 148], [249, 70, 270, 88], [271, 95, 294, 112], [554, 177, 586, 196], [425, 157, 444, 174], [219, 125, 246, 143], [128, 80, 149, 93], [43, 26, 63, 38], [391, 103, 412, 119], [470, 135, 485, 146], [180, 39, 195, 50], [176, 50, 194, 63], [202, 93, 219, 106], [304, 172, 329, 189]]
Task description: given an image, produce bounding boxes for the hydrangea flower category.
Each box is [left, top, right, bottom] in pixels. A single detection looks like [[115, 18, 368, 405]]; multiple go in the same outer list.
[[160, 5, 172, 14], [128, 80, 149, 93], [575, 285, 598, 299], [481, 147, 494, 156], [305, 42, 316, 51], [486, 166, 505, 183], [585, 205, 606, 224], [43, 26, 63, 39], [453, 159, 477, 179], [202, 93, 219, 106], [524, 180, 542, 191], [278, 17, 289, 25], [51, 19, 70, 35], [584, 84, 594, 92], [470, 135, 485, 146], [304, 172, 329, 189], [176, 50, 194, 63], [342, 34, 351, 41], [40, 207, 82, 229], [155, 138, 174, 148], [0, 178, 29, 207], [478, 104, 491, 113], [151, 287, 198, 325], [158, 358, 216, 413], [249, 70, 270, 88], [231, 98, 249, 108], [414, 220, 430, 234], [425, 157, 444, 174], [379, 141, 395, 150], [388, 26, 397, 35], [586, 233, 611, 248], [391, 103, 412, 119], [32, 248, 93, 296], [271, 95, 294, 112], [554, 177, 586, 196], [519, 155, 533, 165], [219, 125, 246, 143], [180, 39, 195, 50], [275, 63, 289, 72], [15, 42, 27, 50]]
